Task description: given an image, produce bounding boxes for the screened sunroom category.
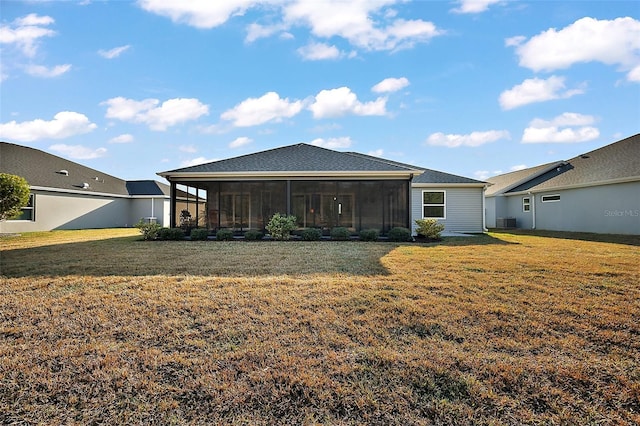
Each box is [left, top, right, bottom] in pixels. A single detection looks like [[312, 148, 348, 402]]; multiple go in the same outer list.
[[158, 144, 421, 236]]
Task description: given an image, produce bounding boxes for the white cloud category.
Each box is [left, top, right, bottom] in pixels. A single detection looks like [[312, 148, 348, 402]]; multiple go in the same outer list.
[[372, 77, 409, 93], [297, 42, 341, 60], [109, 134, 134, 144], [102, 97, 209, 131], [137, 0, 262, 29], [309, 87, 387, 119], [229, 136, 253, 148], [628, 65, 640, 82], [0, 13, 56, 57], [475, 169, 505, 180], [180, 156, 218, 167], [426, 130, 510, 148], [499, 76, 585, 110], [509, 17, 640, 81], [25, 64, 71, 78], [220, 92, 303, 127], [179, 144, 197, 153], [308, 136, 352, 149], [246, 22, 288, 43], [139, 1, 443, 52], [451, 0, 501, 14], [283, 1, 442, 51], [510, 164, 527, 172], [367, 148, 384, 157], [522, 113, 600, 143], [49, 144, 107, 160], [0, 111, 97, 142], [98, 45, 131, 59]]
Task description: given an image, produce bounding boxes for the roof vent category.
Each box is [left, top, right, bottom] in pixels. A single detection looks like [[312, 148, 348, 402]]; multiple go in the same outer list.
[[82, 182, 90, 189], [56, 169, 69, 176]]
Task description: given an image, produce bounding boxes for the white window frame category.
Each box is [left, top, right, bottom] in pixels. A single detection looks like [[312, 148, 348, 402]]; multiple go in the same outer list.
[[541, 194, 561, 203], [422, 190, 446, 219], [523, 197, 531, 212]]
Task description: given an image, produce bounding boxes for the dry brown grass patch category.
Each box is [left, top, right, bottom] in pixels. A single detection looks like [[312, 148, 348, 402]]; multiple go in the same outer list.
[[1, 229, 639, 424]]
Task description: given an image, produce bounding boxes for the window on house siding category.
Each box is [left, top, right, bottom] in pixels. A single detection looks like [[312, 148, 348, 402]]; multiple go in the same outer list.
[[541, 194, 561, 202], [422, 191, 445, 219], [9, 194, 35, 221], [523, 197, 531, 212]]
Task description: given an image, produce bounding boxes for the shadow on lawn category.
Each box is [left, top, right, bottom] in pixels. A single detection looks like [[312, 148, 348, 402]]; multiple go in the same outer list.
[[489, 229, 640, 246], [1, 233, 517, 278]]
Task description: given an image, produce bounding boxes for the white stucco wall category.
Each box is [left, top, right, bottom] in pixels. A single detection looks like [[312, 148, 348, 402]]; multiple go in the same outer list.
[[499, 181, 640, 235], [1, 190, 129, 233]]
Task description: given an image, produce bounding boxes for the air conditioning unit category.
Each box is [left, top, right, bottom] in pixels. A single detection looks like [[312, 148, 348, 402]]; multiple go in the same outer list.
[[496, 218, 516, 228]]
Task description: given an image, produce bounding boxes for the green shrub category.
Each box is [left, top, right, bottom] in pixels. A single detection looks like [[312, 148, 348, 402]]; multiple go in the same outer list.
[[387, 227, 412, 242], [190, 228, 209, 241], [135, 220, 162, 241], [359, 228, 380, 242], [301, 228, 322, 241], [0, 173, 30, 221], [266, 213, 297, 241], [164, 228, 185, 240], [415, 218, 445, 240], [330, 227, 351, 241], [216, 229, 234, 241], [244, 230, 263, 241]]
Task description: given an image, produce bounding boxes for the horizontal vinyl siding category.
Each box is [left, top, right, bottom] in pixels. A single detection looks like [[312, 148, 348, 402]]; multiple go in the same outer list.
[[411, 187, 484, 233]]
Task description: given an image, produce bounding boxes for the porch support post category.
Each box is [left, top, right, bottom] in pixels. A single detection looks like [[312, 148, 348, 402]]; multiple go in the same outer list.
[[286, 180, 291, 215], [407, 175, 413, 232], [170, 181, 177, 228]]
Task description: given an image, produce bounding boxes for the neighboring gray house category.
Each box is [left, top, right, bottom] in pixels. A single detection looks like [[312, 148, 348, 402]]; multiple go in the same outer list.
[[0, 142, 171, 233], [158, 143, 487, 235], [485, 133, 639, 235]]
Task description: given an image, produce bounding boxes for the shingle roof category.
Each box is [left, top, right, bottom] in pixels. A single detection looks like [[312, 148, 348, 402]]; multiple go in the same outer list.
[[507, 133, 639, 193], [126, 180, 170, 196], [0, 142, 168, 197], [160, 143, 422, 174], [159, 143, 483, 184], [485, 162, 562, 196], [346, 151, 485, 184]]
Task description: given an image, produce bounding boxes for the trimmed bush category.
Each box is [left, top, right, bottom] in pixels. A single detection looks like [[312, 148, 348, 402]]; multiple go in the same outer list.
[[135, 220, 162, 241], [359, 228, 380, 242], [266, 213, 297, 241], [164, 228, 185, 240], [387, 227, 412, 242], [302, 228, 322, 241], [330, 227, 351, 241], [415, 218, 445, 240], [190, 228, 209, 241], [216, 229, 234, 241], [244, 230, 263, 241]]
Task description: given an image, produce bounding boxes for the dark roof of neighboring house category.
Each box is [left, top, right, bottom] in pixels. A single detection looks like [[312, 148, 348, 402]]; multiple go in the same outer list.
[[126, 180, 171, 196], [487, 133, 640, 196], [159, 143, 484, 184], [485, 162, 562, 196], [0, 142, 168, 197], [160, 143, 422, 174]]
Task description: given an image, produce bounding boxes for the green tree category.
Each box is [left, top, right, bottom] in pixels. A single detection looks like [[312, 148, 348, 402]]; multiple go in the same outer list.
[[0, 173, 30, 221]]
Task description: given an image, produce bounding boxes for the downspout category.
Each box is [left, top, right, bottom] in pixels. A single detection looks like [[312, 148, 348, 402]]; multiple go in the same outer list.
[[529, 191, 536, 229], [482, 185, 488, 232]]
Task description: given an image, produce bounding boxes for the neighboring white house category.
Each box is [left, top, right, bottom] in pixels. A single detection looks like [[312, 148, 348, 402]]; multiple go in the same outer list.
[[485, 133, 640, 235], [0, 142, 171, 233]]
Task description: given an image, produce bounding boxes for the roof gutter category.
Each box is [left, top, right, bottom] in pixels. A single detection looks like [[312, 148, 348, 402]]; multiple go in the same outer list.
[[157, 170, 421, 181]]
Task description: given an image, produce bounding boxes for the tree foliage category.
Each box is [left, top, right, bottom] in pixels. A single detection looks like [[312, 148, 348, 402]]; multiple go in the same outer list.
[[0, 173, 30, 221]]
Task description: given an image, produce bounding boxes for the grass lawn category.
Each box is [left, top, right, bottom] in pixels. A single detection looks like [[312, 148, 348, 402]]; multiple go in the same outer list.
[[1, 229, 639, 425]]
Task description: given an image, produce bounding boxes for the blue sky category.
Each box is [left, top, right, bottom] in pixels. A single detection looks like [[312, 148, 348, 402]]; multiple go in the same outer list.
[[1, 0, 639, 182]]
